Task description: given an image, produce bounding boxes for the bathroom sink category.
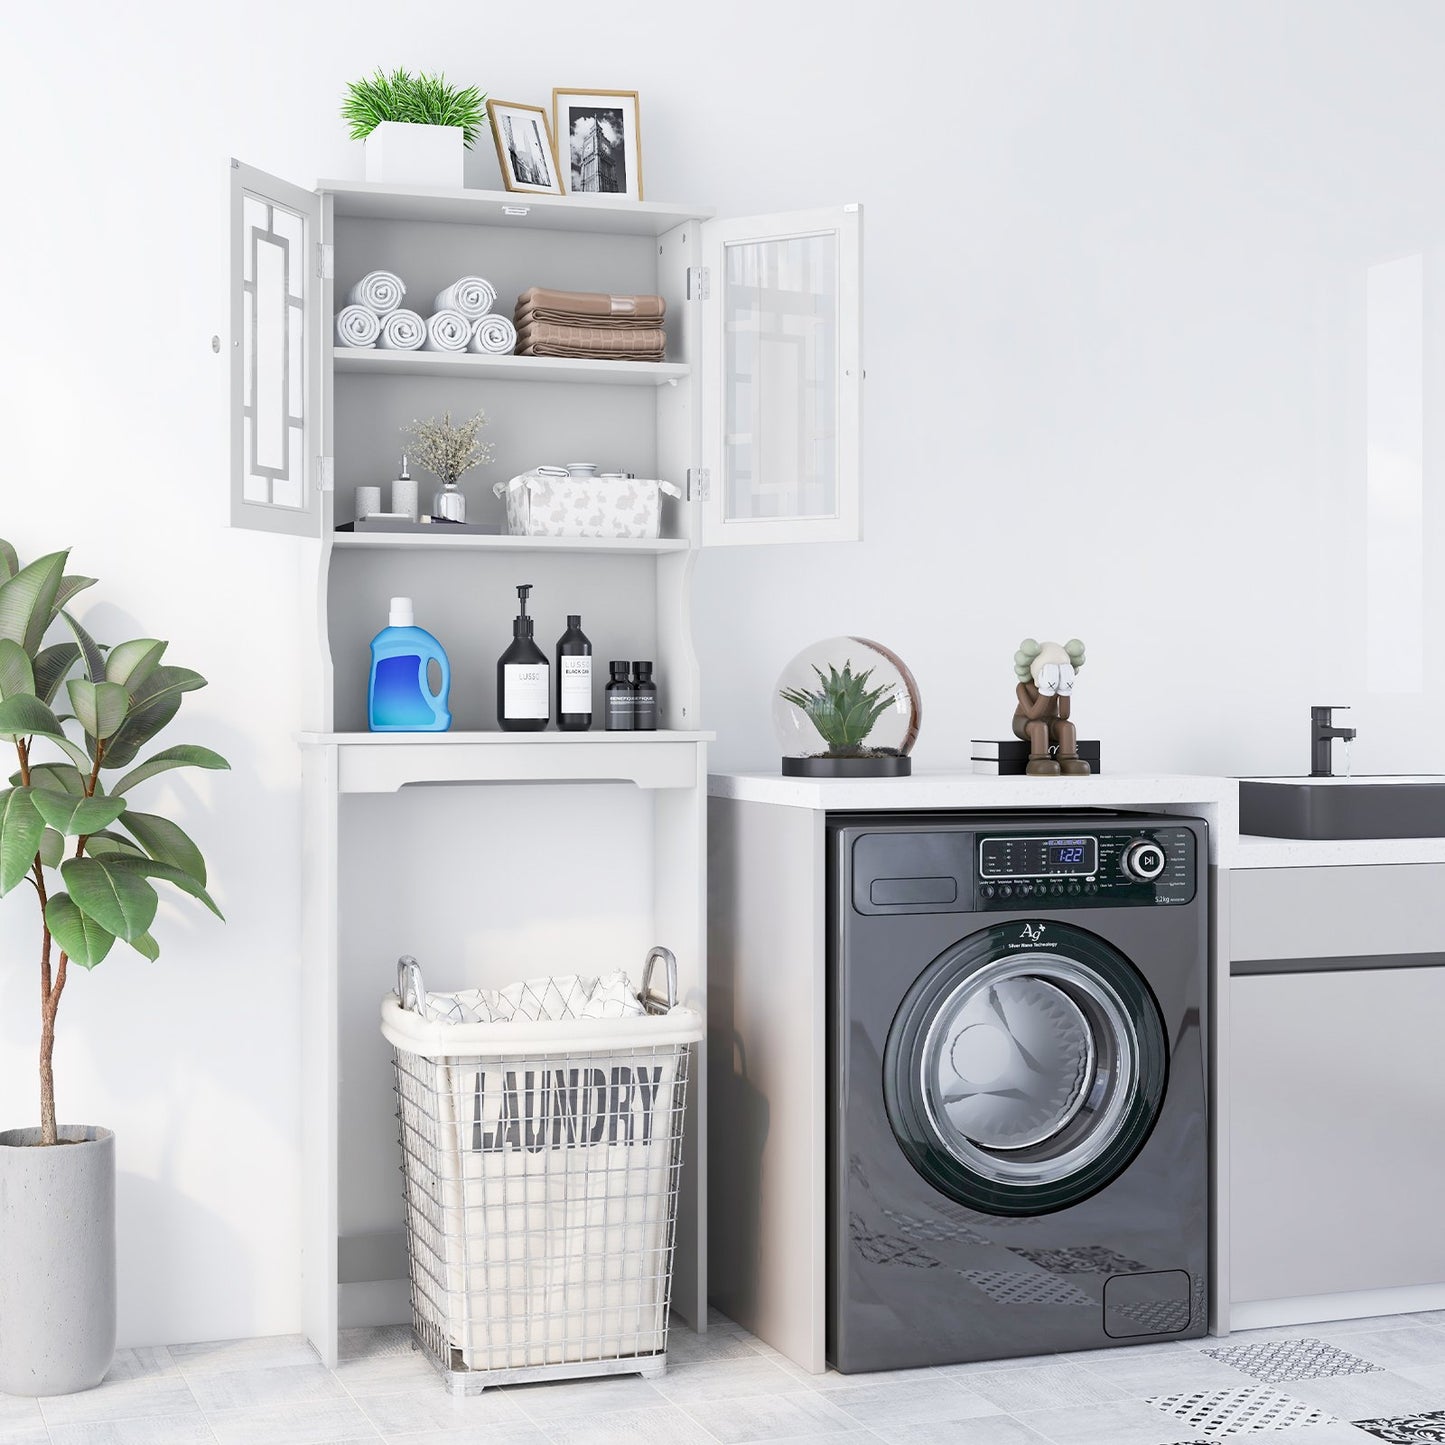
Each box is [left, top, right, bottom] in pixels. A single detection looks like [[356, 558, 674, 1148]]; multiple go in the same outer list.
[[1239, 776, 1445, 840]]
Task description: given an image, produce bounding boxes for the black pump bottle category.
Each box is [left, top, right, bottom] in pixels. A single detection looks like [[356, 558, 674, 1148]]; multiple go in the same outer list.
[[497, 583, 549, 731]]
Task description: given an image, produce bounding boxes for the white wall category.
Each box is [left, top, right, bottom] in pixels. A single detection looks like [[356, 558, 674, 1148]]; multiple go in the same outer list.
[[3, 0, 1442, 1347]]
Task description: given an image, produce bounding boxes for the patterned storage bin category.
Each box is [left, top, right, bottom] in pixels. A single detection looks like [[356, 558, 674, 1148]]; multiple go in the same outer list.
[[493, 469, 681, 540]]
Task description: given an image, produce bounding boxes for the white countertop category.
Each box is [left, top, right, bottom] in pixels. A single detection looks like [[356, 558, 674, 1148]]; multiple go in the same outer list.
[[1230, 834, 1445, 869]]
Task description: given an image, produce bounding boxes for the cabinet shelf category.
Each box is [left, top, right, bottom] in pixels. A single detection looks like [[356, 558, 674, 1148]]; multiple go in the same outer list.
[[302, 730, 713, 793], [333, 348, 690, 387], [319, 179, 712, 236], [331, 531, 690, 555]]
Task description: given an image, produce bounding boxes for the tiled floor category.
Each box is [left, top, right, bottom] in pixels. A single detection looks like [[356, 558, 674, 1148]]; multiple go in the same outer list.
[[6, 1308, 1445, 1444]]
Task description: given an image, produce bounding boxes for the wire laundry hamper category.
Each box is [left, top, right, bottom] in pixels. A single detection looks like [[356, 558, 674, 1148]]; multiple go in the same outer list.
[[382, 948, 702, 1395]]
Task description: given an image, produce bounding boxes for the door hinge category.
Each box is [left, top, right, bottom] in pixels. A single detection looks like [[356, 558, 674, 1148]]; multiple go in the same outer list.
[[687, 266, 710, 301], [319, 457, 335, 492], [688, 467, 712, 502], [317, 243, 334, 280]]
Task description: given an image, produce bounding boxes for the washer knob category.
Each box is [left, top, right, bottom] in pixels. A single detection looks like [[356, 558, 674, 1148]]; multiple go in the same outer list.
[[1122, 839, 1167, 882]]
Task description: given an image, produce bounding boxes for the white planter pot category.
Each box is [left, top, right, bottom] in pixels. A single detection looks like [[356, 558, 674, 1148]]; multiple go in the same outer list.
[[0, 1125, 116, 1395], [364, 122, 464, 189]]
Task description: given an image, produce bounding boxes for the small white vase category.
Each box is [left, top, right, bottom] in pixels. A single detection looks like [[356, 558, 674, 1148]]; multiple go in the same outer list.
[[364, 122, 464, 189]]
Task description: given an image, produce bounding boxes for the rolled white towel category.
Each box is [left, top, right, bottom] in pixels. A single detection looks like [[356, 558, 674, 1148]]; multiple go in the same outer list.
[[334, 305, 381, 348], [346, 270, 405, 314], [377, 309, 425, 351], [422, 309, 471, 353], [468, 314, 518, 356], [432, 277, 498, 319]]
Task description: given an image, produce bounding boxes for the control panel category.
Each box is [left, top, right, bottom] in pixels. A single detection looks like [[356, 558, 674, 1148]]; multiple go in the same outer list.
[[975, 828, 1196, 908]]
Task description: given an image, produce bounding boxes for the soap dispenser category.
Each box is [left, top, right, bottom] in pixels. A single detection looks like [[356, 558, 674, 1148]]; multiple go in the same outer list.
[[368, 597, 451, 732], [497, 583, 550, 731]]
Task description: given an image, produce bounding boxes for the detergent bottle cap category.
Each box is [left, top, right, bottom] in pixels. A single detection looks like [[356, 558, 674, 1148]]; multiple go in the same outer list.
[[389, 597, 415, 628]]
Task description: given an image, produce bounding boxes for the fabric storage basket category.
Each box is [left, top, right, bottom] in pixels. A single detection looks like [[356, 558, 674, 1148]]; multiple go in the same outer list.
[[493, 470, 681, 540], [382, 950, 702, 1395]]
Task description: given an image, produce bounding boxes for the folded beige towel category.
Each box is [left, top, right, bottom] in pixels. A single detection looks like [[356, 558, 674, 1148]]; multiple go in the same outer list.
[[515, 287, 666, 323], [515, 320, 667, 361]]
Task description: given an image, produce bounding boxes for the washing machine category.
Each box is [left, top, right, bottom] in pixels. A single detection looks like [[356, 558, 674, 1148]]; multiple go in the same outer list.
[[828, 810, 1208, 1372]]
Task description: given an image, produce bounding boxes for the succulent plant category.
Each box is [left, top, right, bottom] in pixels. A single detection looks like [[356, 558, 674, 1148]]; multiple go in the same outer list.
[[779, 660, 897, 755]]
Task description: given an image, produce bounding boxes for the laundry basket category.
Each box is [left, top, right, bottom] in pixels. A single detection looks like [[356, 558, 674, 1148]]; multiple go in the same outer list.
[[382, 948, 702, 1394]]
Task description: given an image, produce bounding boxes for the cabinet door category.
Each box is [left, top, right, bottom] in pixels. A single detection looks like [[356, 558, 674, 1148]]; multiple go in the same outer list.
[[1230, 968, 1445, 1303], [231, 160, 323, 536], [700, 206, 861, 546]]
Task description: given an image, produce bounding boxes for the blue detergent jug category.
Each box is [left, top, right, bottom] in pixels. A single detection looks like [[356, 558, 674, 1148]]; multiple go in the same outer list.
[[369, 597, 452, 731]]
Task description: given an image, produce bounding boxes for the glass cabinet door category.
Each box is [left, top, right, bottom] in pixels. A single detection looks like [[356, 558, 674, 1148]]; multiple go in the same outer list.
[[230, 160, 323, 536], [700, 206, 862, 545]]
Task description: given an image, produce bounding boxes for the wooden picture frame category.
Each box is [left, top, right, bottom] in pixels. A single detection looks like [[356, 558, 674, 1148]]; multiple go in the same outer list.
[[486, 99, 564, 195], [551, 89, 644, 201]]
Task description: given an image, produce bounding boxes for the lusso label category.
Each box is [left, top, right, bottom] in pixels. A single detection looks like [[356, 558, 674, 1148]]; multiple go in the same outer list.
[[468, 1065, 667, 1151], [560, 657, 592, 712], [504, 663, 549, 718]]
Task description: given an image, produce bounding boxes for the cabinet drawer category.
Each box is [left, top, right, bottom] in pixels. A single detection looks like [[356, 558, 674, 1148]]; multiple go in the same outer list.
[[1230, 865, 1445, 961], [1230, 969, 1445, 1303]]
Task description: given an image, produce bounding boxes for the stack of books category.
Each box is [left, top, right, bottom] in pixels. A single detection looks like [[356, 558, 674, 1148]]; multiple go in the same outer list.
[[971, 740, 1102, 775]]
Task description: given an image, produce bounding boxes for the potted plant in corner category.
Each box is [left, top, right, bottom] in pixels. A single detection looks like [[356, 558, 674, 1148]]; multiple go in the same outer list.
[[342, 67, 488, 188], [0, 541, 228, 1396]]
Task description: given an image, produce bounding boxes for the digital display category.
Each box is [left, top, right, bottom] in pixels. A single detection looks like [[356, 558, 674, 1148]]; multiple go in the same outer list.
[[1049, 842, 1087, 867], [979, 836, 1097, 878]]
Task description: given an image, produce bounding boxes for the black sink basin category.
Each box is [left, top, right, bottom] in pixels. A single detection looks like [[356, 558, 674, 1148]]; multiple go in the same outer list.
[[1239, 777, 1445, 840]]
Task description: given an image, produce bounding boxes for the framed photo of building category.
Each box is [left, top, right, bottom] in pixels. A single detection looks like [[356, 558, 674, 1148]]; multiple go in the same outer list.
[[487, 99, 564, 195], [552, 89, 643, 201]]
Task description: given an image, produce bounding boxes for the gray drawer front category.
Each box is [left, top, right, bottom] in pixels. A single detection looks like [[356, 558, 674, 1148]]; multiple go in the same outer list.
[[1230, 864, 1445, 961]]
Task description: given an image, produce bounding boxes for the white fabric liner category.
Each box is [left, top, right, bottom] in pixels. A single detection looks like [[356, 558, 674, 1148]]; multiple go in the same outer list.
[[384, 978, 702, 1373]]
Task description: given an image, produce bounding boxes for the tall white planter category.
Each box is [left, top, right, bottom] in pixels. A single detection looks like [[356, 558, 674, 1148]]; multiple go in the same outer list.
[[0, 1125, 116, 1395], [364, 122, 464, 188]]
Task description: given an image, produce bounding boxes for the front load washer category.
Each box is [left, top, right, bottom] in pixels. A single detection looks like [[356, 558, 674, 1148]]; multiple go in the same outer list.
[[828, 810, 1208, 1372]]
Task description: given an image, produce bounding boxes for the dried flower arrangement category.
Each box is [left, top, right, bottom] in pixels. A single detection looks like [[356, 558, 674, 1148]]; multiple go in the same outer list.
[[403, 411, 495, 485]]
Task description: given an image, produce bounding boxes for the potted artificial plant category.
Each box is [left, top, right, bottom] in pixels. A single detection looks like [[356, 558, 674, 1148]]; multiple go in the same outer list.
[[342, 68, 488, 188], [0, 542, 227, 1396]]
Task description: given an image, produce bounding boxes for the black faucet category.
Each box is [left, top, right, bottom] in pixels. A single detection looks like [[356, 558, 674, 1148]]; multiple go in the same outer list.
[[1310, 705, 1357, 777]]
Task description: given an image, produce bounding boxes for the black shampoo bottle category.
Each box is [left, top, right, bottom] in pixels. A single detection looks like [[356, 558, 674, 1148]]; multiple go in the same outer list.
[[497, 584, 549, 731], [556, 615, 593, 730]]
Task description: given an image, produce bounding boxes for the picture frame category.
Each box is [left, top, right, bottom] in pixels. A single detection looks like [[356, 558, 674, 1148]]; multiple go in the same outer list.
[[552, 88, 644, 201], [486, 99, 563, 195]]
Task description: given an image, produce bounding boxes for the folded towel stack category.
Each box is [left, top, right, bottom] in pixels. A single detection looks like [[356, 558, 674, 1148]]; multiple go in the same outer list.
[[334, 272, 513, 355], [513, 287, 667, 362]]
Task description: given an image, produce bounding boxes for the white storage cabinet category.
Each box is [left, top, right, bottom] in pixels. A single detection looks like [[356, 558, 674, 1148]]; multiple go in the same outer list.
[[228, 161, 863, 1366]]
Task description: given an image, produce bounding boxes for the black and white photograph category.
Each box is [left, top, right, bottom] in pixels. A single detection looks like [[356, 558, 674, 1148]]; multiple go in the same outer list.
[[552, 88, 643, 200], [486, 99, 562, 194]]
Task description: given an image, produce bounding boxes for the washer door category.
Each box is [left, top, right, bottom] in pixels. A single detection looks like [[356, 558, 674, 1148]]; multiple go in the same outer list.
[[883, 922, 1169, 1216]]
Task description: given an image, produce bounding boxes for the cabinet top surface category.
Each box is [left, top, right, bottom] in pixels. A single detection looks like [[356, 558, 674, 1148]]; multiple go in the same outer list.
[[318, 179, 713, 235]]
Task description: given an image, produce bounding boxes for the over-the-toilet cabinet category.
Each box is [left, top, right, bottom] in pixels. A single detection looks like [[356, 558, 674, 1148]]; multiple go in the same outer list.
[[230, 160, 863, 550]]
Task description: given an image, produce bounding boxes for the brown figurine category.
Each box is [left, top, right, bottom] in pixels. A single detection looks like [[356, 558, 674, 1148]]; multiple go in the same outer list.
[[1012, 638, 1090, 777]]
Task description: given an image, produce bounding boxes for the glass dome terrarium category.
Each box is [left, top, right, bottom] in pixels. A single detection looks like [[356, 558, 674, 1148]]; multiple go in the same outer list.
[[773, 636, 921, 777]]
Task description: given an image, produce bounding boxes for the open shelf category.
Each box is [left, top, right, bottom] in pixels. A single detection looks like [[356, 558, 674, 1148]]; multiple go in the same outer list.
[[333, 348, 690, 387], [301, 730, 713, 792], [332, 531, 690, 554], [319, 180, 712, 236]]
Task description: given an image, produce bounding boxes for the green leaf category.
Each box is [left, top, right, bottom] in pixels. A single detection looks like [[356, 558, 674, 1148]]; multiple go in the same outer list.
[[0, 787, 43, 894], [111, 744, 230, 797], [118, 809, 205, 883], [0, 550, 68, 654], [128, 931, 159, 961], [9, 761, 86, 795], [0, 639, 35, 699], [81, 829, 146, 859], [33, 643, 80, 706], [0, 694, 63, 739], [54, 575, 97, 613], [99, 667, 206, 770], [38, 827, 64, 868], [60, 856, 158, 941], [27, 730, 95, 774], [61, 610, 106, 685], [67, 679, 129, 741], [0, 540, 17, 581], [105, 638, 166, 688], [107, 854, 223, 919], [44, 892, 115, 969], [31, 788, 126, 837]]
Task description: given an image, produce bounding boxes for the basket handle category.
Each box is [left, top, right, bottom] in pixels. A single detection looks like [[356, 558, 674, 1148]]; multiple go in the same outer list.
[[396, 955, 425, 1014], [640, 946, 678, 1013]]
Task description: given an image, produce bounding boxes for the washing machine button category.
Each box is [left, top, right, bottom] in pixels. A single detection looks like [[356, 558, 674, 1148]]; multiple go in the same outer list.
[[1066, 882, 1082, 896], [998, 884, 1014, 900], [1017, 881, 1033, 897], [1050, 881, 1065, 896], [982, 884, 997, 900], [1084, 880, 1099, 895]]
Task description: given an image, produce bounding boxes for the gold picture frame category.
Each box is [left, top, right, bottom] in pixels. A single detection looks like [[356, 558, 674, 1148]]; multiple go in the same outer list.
[[551, 88, 644, 201], [487, 99, 564, 195]]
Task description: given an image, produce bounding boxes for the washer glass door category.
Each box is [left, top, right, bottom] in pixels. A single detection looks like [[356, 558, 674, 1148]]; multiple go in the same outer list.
[[884, 923, 1169, 1216]]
